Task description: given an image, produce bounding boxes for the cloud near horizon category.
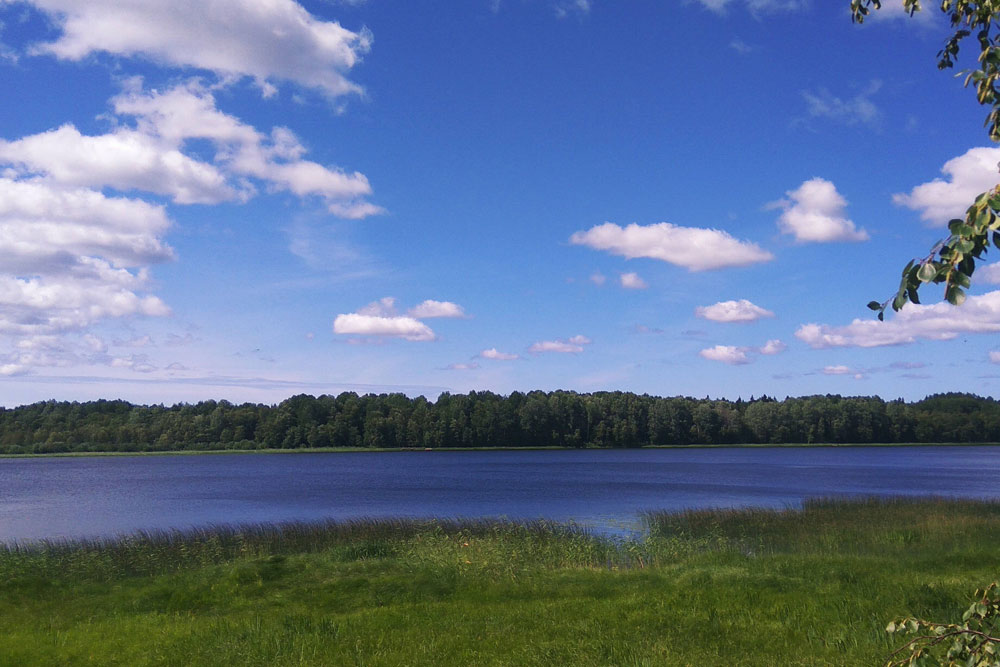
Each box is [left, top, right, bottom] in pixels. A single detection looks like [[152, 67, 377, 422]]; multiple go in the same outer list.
[[570, 222, 773, 271], [795, 290, 1000, 348]]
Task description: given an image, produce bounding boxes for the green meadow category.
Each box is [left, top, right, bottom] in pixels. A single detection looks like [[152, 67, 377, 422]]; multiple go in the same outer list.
[[2, 497, 999, 665]]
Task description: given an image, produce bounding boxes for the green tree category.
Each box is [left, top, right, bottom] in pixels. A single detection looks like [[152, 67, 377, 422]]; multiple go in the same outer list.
[[852, 1, 1000, 316]]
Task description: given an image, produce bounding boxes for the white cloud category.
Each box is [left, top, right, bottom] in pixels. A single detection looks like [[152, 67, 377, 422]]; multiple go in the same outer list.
[[729, 38, 754, 54], [801, 80, 881, 127], [619, 272, 648, 289], [407, 300, 466, 319], [0, 178, 172, 337], [795, 290, 1000, 348], [759, 339, 786, 355], [699, 345, 750, 365], [823, 365, 852, 375], [893, 147, 1000, 225], [990, 350, 1000, 364], [114, 82, 381, 215], [570, 222, 773, 271], [771, 178, 869, 243], [332, 313, 435, 341], [20, 0, 372, 98], [357, 297, 397, 317], [980, 263, 1000, 285], [529, 335, 592, 354], [589, 272, 606, 286], [0, 125, 234, 204], [0, 82, 383, 218], [695, 299, 774, 323], [699, 338, 786, 364], [480, 348, 520, 361]]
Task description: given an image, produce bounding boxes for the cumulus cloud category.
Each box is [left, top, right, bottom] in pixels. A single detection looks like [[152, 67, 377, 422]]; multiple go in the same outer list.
[[699, 339, 787, 364], [569, 222, 773, 271], [480, 348, 520, 361], [0, 81, 383, 217], [333, 297, 467, 341], [990, 351, 1000, 364], [771, 178, 869, 243], [589, 272, 606, 286], [332, 313, 435, 341], [699, 345, 750, 365], [0, 178, 172, 337], [979, 263, 1000, 285], [619, 272, 648, 289], [528, 335, 592, 354], [759, 339, 787, 355], [357, 297, 397, 317], [19, 0, 372, 98], [0, 125, 234, 204], [695, 299, 774, 323], [407, 300, 466, 319], [801, 80, 881, 127], [893, 147, 1000, 225], [795, 290, 1000, 348]]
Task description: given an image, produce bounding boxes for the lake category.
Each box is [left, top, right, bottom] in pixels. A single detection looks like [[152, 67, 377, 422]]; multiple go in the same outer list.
[[2, 446, 1000, 543]]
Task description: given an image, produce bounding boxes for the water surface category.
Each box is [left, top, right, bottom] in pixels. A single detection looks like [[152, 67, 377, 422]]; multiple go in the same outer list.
[[2, 446, 999, 542]]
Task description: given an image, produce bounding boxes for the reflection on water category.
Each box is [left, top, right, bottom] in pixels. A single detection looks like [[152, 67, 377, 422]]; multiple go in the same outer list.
[[1, 446, 999, 542]]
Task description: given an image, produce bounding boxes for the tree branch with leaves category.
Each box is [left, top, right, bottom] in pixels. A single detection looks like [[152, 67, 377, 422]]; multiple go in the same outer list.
[[851, 1, 1000, 318]]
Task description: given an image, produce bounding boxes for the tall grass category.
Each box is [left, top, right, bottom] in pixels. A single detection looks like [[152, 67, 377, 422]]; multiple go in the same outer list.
[[5, 498, 1000, 665], [0, 517, 605, 584]]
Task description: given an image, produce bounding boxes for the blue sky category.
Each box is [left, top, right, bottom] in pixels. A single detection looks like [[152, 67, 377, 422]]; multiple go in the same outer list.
[[0, 0, 998, 406]]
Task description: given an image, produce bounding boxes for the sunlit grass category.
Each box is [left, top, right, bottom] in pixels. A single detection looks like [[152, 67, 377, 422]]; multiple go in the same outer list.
[[3, 498, 1000, 665]]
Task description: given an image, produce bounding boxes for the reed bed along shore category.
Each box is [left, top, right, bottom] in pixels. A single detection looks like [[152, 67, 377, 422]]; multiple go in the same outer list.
[[4, 497, 1000, 665]]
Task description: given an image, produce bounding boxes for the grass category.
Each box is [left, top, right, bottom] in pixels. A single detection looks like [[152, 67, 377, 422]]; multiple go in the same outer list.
[[3, 497, 1000, 665]]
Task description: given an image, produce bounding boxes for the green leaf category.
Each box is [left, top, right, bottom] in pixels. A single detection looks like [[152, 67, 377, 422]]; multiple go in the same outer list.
[[867, 301, 882, 311], [955, 239, 975, 254], [948, 286, 967, 306], [908, 287, 921, 304], [917, 263, 938, 282]]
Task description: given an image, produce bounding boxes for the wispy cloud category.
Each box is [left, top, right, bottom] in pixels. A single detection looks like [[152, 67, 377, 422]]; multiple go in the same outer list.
[[801, 80, 882, 127]]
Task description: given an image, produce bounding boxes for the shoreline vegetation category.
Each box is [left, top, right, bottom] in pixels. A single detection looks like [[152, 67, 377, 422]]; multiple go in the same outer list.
[[4, 497, 1000, 664], [1, 390, 999, 456], [4, 440, 1000, 459]]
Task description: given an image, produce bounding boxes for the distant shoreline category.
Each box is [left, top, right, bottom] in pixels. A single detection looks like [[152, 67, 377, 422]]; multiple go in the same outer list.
[[4, 441, 1000, 459]]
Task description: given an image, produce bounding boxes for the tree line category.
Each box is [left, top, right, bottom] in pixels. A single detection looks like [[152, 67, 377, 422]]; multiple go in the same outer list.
[[0, 391, 997, 454]]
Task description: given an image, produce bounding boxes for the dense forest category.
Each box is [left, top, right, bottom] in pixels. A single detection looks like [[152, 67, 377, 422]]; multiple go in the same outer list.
[[0, 391, 998, 454]]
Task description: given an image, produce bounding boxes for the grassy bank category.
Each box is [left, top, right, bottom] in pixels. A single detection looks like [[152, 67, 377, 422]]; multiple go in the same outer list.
[[3, 497, 999, 665]]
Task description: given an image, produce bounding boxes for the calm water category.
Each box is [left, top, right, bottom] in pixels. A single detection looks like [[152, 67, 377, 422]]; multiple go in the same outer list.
[[2, 446, 1000, 543]]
